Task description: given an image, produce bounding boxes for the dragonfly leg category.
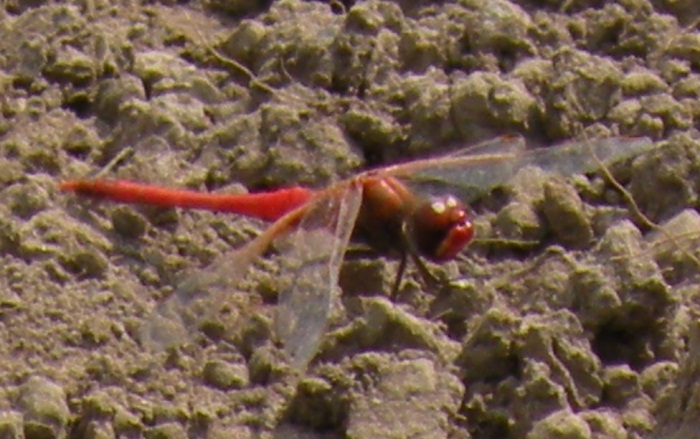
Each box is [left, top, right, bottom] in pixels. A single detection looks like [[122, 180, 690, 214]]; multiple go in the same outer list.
[[409, 251, 440, 291], [390, 252, 408, 299], [394, 221, 441, 297], [390, 246, 440, 299]]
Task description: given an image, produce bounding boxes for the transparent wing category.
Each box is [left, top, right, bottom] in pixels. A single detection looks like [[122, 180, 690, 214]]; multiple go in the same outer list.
[[140, 208, 300, 350], [384, 136, 654, 203], [517, 136, 654, 176], [275, 181, 363, 370], [441, 135, 526, 158]]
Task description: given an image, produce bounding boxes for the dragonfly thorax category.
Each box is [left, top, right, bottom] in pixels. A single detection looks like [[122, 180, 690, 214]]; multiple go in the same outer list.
[[406, 195, 474, 261]]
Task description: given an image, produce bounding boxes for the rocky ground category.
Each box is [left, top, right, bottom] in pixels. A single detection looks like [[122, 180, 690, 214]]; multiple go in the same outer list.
[[2, 0, 700, 437]]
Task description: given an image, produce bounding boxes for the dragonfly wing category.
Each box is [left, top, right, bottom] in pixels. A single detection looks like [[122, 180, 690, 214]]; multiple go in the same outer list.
[[442, 135, 526, 158], [387, 136, 653, 203], [383, 137, 525, 202], [517, 136, 654, 175], [275, 181, 363, 370], [141, 215, 287, 350]]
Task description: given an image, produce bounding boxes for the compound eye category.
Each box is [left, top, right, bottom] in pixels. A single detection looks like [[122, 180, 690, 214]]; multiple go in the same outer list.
[[408, 196, 474, 261]]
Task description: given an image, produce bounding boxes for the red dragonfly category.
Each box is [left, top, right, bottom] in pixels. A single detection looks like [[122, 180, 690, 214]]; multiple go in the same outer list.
[[61, 135, 654, 369]]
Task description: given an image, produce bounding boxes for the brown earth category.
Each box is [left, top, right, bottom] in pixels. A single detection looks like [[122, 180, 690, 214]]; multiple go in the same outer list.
[[1, 0, 700, 438]]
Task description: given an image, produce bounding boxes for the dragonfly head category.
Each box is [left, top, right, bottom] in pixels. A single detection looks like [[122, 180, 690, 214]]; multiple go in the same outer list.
[[408, 195, 474, 261]]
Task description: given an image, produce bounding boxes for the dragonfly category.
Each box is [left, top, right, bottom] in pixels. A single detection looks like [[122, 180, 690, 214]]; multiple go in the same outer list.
[[60, 135, 655, 369]]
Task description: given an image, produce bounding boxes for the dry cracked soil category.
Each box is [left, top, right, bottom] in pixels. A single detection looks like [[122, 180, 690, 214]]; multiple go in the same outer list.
[[2, 0, 700, 438]]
